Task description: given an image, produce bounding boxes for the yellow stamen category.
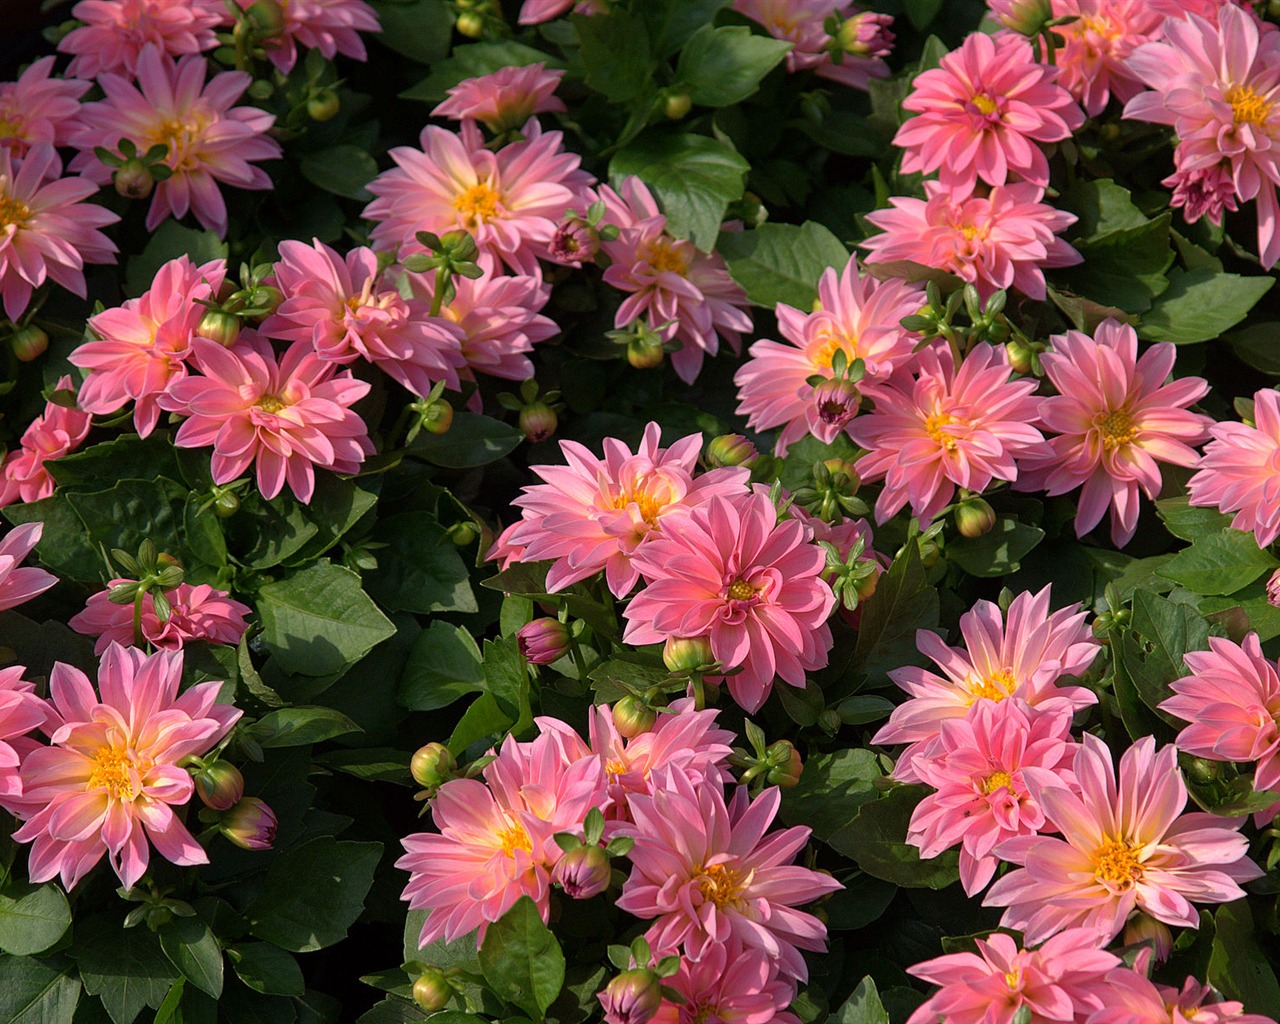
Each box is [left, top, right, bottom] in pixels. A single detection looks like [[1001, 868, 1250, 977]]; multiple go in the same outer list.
[[811, 331, 856, 370], [612, 488, 665, 526], [0, 191, 31, 228], [924, 411, 960, 451], [970, 93, 999, 117], [605, 758, 628, 778], [727, 578, 756, 601], [969, 667, 1017, 703], [146, 114, 209, 172], [982, 770, 1013, 794], [87, 747, 139, 801], [1094, 408, 1136, 451], [1093, 836, 1143, 890], [1004, 969, 1021, 990], [645, 236, 692, 277], [256, 394, 286, 414], [454, 181, 502, 227], [496, 821, 532, 857], [1226, 84, 1273, 128], [696, 862, 748, 910]]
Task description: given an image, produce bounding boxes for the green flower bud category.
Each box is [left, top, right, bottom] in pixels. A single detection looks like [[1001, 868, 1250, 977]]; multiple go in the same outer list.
[[663, 92, 692, 120], [197, 308, 241, 348], [410, 743, 457, 790], [194, 761, 245, 811], [706, 434, 759, 469], [412, 968, 452, 1012], [954, 497, 997, 539], [10, 325, 48, 362], [114, 159, 155, 199], [307, 88, 340, 122], [519, 401, 558, 443], [662, 635, 714, 674], [612, 695, 658, 739]]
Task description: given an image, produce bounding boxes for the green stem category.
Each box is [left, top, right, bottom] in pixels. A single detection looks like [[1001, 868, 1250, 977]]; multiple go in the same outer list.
[[429, 268, 452, 319], [132, 591, 145, 648]]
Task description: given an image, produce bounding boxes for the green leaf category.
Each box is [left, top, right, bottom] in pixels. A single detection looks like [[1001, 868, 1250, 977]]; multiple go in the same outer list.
[[0, 956, 80, 1024], [299, 145, 378, 201], [848, 543, 939, 688], [245, 837, 382, 952], [66, 477, 189, 567], [1057, 179, 1151, 239], [158, 918, 223, 1000], [229, 943, 305, 997], [1156, 496, 1233, 542], [354, 998, 430, 1024], [1139, 266, 1274, 344], [365, 512, 477, 614], [674, 25, 791, 107], [256, 561, 396, 677], [400, 42, 560, 103], [947, 518, 1045, 578], [1057, 214, 1173, 314], [3, 494, 102, 582], [369, 0, 453, 64], [829, 786, 960, 889], [1114, 589, 1212, 731], [718, 221, 849, 310], [0, 881, 71, 956], [48, 435, 183, 492], [641, 0, 726, 60], [254, 706, 362, 748], [1208, 902, 1280, 1019], [832, 976, 890, 1024], [1198, 585, 1280, 642], [75, 914, 180, 1024], [1156, 530, 1279, 596], [780, 749, 882, 842], [478, 897, 566, 1021], [409, 412, 523, 468], [904, 0, 943, 29], [575, 10, 651, 103], [610, 133, 749, 251], [447, 691, 514, 756], [314, 747, 414, 786], [1226, 321, 1280, 375], [482, 634, 528, 721], [124, 222, 227, 297], [398, 620, 485, 711]]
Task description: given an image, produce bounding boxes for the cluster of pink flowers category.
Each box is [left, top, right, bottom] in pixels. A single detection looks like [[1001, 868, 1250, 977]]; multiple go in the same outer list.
[[70, 578, 252, 655], [733, 1, 895, 91], [0, 376, 93, 508]]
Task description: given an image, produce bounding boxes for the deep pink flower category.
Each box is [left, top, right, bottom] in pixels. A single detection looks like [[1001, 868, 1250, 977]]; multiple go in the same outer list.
[[0, 523, 57, 612], [733, 255, 925, 456], [1046, 2, 1164, 117], [623, 490, 836, 714], [1016, 319, 1211, 548], [59, 0, 223, 78], [0, 375, 93, 508], [159, 336, 373, 504], [69, 579, 252, 656], [1187, 387, 1280, 547], [984, 734, 1262, 945], [518, 0, 606, 24], [11, 644, 241, 890], [1091, 961, 1277, 1024], [70, 48, 280, 236], [849, 342, 1044, 525], [228, 0, 380, 73], [0, 667, 48, 813], [0, 56, 89, 159], [650, 944, 801, 1024], [732, 1, 892, 91], [72, 255, 227, 437], [433, 63, 566, 134]]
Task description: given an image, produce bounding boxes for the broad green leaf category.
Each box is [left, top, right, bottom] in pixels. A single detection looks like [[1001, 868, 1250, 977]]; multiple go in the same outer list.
[[1156, 530, 1278, 596], [1057, 214, 1173, 314], [229, 942, 305, 997], [369, 0, 453, 64], [0, 956, 80, 1024], [1057, 179, 1151, 239], [829, 786, 960, 889], [847, 543, 939, 690], [300, 145, 378, 201], [365, 512, 477, 614], [482, 633, 528, 721], [478, 897, 566, 1021], [777, 675, 827, 726], [0, 881, 71, 956], [832, 976, 890, 1024], [947, 518, 1045, 578], [674, 25, 791, 107], [1198, 586, 1280, 642], [3, 494, 102, 582], [315, 747, 415, 786], [1116, 589, 1212, 730], [1208, 902, 1280, 1019], [158, 918, 223, 1000], [398, 620, 485, 711], [124, 221, 227, 297], [49, 434, 183, 491], [448, 692, 514, 756], [575, 10, 651, 103], [66, 477, 189, 566], [75, 914, 180, 1024], [718, 221, 849, 310], [283, 475, 379, 567], [1156, 496, 1232, 542], [1186, 773, 1280, 817], [780, 748, 882, 842], [1111, 633, 1175, 745], [254, 706, 362, 748], [1139, 267, 1274, 344], [1226, 322, 1280, 375], [409, 412, 523, 468], [823, 874, 898, 931], [353, 998, 430, 1024], [641, 0, 726, 59], [400, 42, 559, 103], [904, 0, 943, 28]]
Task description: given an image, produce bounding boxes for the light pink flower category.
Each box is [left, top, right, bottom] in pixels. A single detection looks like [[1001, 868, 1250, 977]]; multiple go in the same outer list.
[[433, 63, 567, 134], [872, 587, 1099, 781], [0, 144, 118, 322], [59, 0, 223, 78], [732, 1, 892, 91], [1091, 962, 1277, 1024], [492, 422, 750, 599], [228, 0, 380, 73], [650, 944, 801, 1024], [1123, 7, 1280, 267], [518, 0, 606, 25], [908, 700, 1078, 896], [1187, 387, 1280, 547], [0, 523, 57, 612], [398, 731, 607, 947], [1046, 2, 1165, 117], [1146, 0, 1263, 28], [70, 48, 280, 236], [71, 254, 227, 437], [11, 644, 241, 890], [0, 666, 49, 813], [733, 255, 925, 456], [0, 56, 89, 159], [1016, 318, 1211, 548], [0, 375, 93, 508], [984, 734, 1262, 946], [365, 119, 592, 277], [904, 928, 1121, 1024], [70, 579, 252, 656], [158, 336, 373, 504], [623, 490, 836, 714], [849, 342, 1044, 525], [895, 31, 1083, 194]]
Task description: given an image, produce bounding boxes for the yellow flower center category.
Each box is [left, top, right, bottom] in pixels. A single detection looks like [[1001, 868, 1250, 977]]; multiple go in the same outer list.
[[0, 190, 31, 229], [454, 181, 502, 227], [645, 236, 692, 277], [1079, 15, 1119, 39], [88, 746, 140, 802], [969, 667, 1017, 703], [812, 330, 855, 370], [727, 578, 757, 601], [696, 861, 748, 910], [1095, 408, 1136, 450], [1093, 836, 1143, 890], [970, 92, 999, 117], [146, 113, 210, 172], [1004, 968, 1021, 991], [982, 770, 1014, 794], [924, 411, 960, 451], [605, 758, 629, 778], [613, 487, 665, 526], [1226, 84, 1273, 128], [256, 394, 287, 414], [496, 821, 533, 857], [0, 115, 23, 138]]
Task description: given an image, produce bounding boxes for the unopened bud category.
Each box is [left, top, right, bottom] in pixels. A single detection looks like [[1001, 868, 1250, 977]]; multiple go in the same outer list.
[[836, 11, 894, 56], [410, 743, 457, 790], [1183, 755, 1224, 786], [812, 377, 861, 429], [220, 797, 277, 850], [1122, 914, 1172, 962], [412, 968, 452, 1012], [517, 617, 571, 665], [954, 497, 997, 539], [1267, 567, 1280, 609], [553, 844, 611, 899], [822, 457, 860, 488], [706, 434, 759, 469], [245, 0, 285, 36], [456, 10, 484, 36], [764, 740, 803, 788], [599, 969, 663, 1024], [10, 325, 48, 362], [420, 397, 453, 436], [519, 402, 558, 443], [663, 92, 692, 120], [626, 335, 665, 369], [662, 635, 714, 675], [612, 695, 657, 739], [114, 159, 155, 199], [197, 308, 241, 348], [214, 489, 240, 518], [989, 0, 1052, 36], [194, 761, 245, 811], [1005, 337, 1036, 375], [818, 708, 841, 734], [307, 88, 340, 122]]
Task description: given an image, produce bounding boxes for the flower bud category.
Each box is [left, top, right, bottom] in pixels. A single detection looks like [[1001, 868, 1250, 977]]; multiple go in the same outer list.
[[412, 968, 452, 1012], [517, 617, 571, 665], [764, 740, 803, 788], [194, 761, 245, 811], [706, 434, 759, 469], [1182, 755, 1224, 786], [10, 325, 48, 362], [197, 308, 241, 348], [663, 92, 692, 120], [954, 497, 997, 539], [818, 708, 842, 734], [1267, 567, 1280, 609], [812, 377, 861, 429], [549, 219, 598, 266], [307, 88, 340, 122], [220, 797, 277, 850], [553, 844, 611, 899], [410, 743, 457, 790], [626, 335, 665, 370], [836, 11, 894, 56], [519, 401, 558, 443], [1005, 337, 1038, 375], [1122, 914, 1172, 963], [989, 0, 1052, 35], [612, 695, 657, 739], [420, 397, 454, 436], [599, 969, 663, 1024], [213, 489, 240, 518], [455, 10, 484, 36], [114, 159, 155, 199], [245, 0, 285, 36], [662, 635, 714, 674]]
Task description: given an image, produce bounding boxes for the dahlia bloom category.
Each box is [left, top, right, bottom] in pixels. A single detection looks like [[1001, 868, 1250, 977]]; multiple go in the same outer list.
[[1160, 633, 1280, 794], [732, 1, 892, 91], [158, 336, 373, 504], [433, 64, 567, 134], [908, 700, 1078, 896], [984, 734, 1262, 945], [59, 0, 223, 78], [518, 0, 606, 24], [0, 376, 94, 508], [0, 143, 118, 322], [0, 56, 89, 159], [1044, 2, 1164, 117], [623, 490, 836, 714], [1123, 6, 1280, 267], [1187, 387, 1280, 547], [364, 119, 592, 277], [599, 177, 752, 384], [228, 0, 380, 73], [649, 945, 801, 1024], [616, 769, 843, 981], [895, 31, 1083, 194], [872, 587, 1099, 780], [72, 255, 228, 437], [862, 181, 1081, 301], [261, 239, 465, 397], [904, 928, 1121, 1024], [734, 255, 925, 456], [491, 422, 750, 599], [1091, 963, 1277, 1024], [70, 48, 280, 236], [0, 667, 48, 812], [11, 644, 241, 890], [70, 580, 252, 656], [0, 523, 58, 612], [1017, 319, 1211, 548], [398, 732, 608, 947], [849, 342, 1045, 525]]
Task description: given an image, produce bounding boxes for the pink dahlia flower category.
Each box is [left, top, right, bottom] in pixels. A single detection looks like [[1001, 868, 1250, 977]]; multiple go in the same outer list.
[[11, 644, 241, 890], [72, 254, 228, 437], [261, 239, 465, 397], [0, 144, 118, 322], [398, 731, 607, 947], [159, 336, 373, 504], [0, 666, 47, 812], [649, 944, 801, 1024], [518, 0, 606, 24], [59, 0, 223, 78], [227, 0, 380, 73], [0, 523, 57, 611], [1016, 318, 1211, 548], [0, 56, 89, 159], [492, 422, 750, 599], [733, 1, 892, 91], [849, 342, 1044, 525], [599, 177, 752, 384], [895, 31, 1083, 194], [984, 734, 1262, 945], [1187, 387, 1280, 547], [908, 700, 1078, 896], [904, 928, 1121, 1024], [1160, 633, 1280, 794], [733, 255, 925, 456], [1123, 6, 1280, 267], [433, 63, 567, 134], [872, 586, 1099, 780], [1045, 2, 1164, 117], [1091, 962, 1277, 1024], [617, 769, 841, 981], [0, 375, 93, 508], [70, 48, 280, 236], [70, 579, 252, 656], [364, 119, 592, 277], [623, 490, 836, 714]]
